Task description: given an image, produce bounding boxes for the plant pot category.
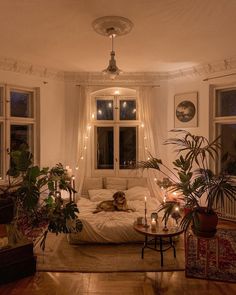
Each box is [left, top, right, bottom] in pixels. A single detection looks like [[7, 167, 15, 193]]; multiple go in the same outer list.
[[0, 198, 14, 224], [192, 207, 218, 238], [184, 207, 192, 216]]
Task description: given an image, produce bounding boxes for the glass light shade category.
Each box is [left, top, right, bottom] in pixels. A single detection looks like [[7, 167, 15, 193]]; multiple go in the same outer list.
[[102, 51, 122, 80]]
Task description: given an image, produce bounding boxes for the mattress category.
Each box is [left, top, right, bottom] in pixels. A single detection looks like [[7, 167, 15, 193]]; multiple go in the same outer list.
[[68, 196, 160, 244]]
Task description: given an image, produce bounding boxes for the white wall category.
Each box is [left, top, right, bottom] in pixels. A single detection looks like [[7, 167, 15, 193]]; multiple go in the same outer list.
[[2, 68, 236, 172], [0, 69, 65, 167]]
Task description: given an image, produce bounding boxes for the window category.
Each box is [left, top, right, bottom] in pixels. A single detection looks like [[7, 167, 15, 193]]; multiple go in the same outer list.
[[0, 85, 38, 181], [212, 86, 236, 175], [92, 94, 138, 175]]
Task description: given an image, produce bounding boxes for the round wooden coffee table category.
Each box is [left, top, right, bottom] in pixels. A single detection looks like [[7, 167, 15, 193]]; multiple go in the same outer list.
[[133, 222, 184, 266]]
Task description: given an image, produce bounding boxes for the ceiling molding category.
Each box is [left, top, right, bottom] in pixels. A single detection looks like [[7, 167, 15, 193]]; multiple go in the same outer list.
[[0, 57, 65, 81], [168, 56, 236, 80], [1, 55, 236, 83]]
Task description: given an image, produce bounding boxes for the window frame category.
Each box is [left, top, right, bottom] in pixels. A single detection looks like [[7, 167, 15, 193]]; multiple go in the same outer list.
[[0, 84, 39, 184], [211, 84, 236, 174], [91, 94, 139, 177]]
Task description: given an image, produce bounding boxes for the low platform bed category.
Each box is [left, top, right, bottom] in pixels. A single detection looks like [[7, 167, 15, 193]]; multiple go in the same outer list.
[[68, 177, 159, 244]]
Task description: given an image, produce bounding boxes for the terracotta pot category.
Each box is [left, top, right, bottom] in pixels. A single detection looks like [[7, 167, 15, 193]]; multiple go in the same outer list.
[[0, 198, 14, 224], [192, 207, 218, 238], [184, 207, 192, 216]]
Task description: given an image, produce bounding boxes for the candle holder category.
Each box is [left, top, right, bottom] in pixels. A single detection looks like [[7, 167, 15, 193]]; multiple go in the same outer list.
[[143, 208, 149, 228], [71, 175, 76, 202], [162, 217, 168, 231]]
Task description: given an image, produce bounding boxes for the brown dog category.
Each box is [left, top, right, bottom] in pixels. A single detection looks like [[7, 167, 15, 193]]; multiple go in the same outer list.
[[93, 191, 132, 213]]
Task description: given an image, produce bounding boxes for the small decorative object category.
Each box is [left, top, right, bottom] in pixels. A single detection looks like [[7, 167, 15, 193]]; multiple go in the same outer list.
[[137, 217, 143, 225], [151, 212, 158, 221], [151, 218, 157, 231], [163, 219, 169, 231], [174, 92, 198, 128], [171, 206, 181, 228]]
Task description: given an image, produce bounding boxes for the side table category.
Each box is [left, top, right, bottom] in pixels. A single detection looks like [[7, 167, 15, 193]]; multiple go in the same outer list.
[[133, 222, 184, 266]]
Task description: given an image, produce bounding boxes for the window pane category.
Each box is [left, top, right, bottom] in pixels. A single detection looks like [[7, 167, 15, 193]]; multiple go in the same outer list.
[[0, 123, 3, 179], [96, 127, 114, 169], [10, 90, 33, 118], [120, 100, 136, 120], [96, 100, 113, 120], [10, 124, 33, 151], [219, 124, 236, 175], [119, 127, 136, 169], [0, 87, 3, 116], [216, 88, 236, 117]]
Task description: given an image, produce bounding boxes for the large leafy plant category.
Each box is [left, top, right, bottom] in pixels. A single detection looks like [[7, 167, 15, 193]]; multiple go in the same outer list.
[[137, 130, 236, 230], [0, 145, 82, 249]]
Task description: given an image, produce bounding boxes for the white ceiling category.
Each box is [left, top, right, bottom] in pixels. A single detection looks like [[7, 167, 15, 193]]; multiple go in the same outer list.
[[0, 0, 236, 73]]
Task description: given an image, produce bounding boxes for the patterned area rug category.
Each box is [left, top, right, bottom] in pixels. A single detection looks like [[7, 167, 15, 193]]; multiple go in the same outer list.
[[35, 233, 185, 272], [185, 228, 236, 283]]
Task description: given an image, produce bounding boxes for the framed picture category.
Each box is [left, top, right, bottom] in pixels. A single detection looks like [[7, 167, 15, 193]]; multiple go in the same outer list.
[[174, 92, 198, 128]]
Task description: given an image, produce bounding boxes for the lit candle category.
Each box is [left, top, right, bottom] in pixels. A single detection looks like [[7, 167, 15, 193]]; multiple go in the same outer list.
[[151, 218, 156, 231], [66, 165, 73, 177], [144, 196, 147, 210], [163, 195, 166, 203]]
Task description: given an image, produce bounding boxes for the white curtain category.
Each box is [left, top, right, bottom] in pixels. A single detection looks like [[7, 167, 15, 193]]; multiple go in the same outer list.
[[63, 85, 91, 195], [138, 86, 167, 204]]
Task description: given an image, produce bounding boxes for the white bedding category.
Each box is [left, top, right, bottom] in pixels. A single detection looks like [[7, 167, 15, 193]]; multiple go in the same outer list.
[[68, 196, 159, 244]]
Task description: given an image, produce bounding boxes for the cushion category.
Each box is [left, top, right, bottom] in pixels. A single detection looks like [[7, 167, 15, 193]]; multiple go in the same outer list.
[[84, 177, 103, 191], [127, 178, 147, 189], [88, 189, 115, 202], [105, 177, 127, 190], [125, 186, 151, 201]]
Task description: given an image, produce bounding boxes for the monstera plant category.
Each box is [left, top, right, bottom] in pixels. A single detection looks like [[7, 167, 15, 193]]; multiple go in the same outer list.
[[137, 130, 236, 237], [0, 145, 82, 249]]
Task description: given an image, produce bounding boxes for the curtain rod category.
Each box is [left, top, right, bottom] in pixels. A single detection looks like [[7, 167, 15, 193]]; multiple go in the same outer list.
[[75, 84, 160, 88], [203, 72, 236, 81]]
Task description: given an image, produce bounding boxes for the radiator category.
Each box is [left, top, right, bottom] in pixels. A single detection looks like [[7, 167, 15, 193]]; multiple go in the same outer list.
[[217, 199, 236, 221]]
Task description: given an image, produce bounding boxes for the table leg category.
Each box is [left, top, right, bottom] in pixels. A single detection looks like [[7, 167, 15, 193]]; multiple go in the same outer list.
[[170, 237, 176, 258], [142, 234, 148, 259], [160, 237, 163, 267]]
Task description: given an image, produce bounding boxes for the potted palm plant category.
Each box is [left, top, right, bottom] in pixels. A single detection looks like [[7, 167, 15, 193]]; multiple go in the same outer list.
[[0, 144, 82, 249], [137, 130, 236, 237]]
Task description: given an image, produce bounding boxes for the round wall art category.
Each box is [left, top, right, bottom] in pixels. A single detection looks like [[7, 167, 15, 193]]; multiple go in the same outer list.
[[176, 100, 196, 122], [174, 92, 198, 128]]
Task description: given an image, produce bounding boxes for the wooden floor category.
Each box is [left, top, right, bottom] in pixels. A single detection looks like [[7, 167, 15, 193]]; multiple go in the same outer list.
[[0, 220, 235, 295], [0, 271, 236, 295]]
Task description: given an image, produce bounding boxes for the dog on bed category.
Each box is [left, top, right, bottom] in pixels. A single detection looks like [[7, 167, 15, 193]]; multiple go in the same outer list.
[[93, 191, 133, 213]]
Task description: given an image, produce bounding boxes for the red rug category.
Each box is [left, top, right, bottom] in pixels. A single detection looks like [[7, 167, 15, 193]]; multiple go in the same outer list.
[[185, 228, 236, 283]]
